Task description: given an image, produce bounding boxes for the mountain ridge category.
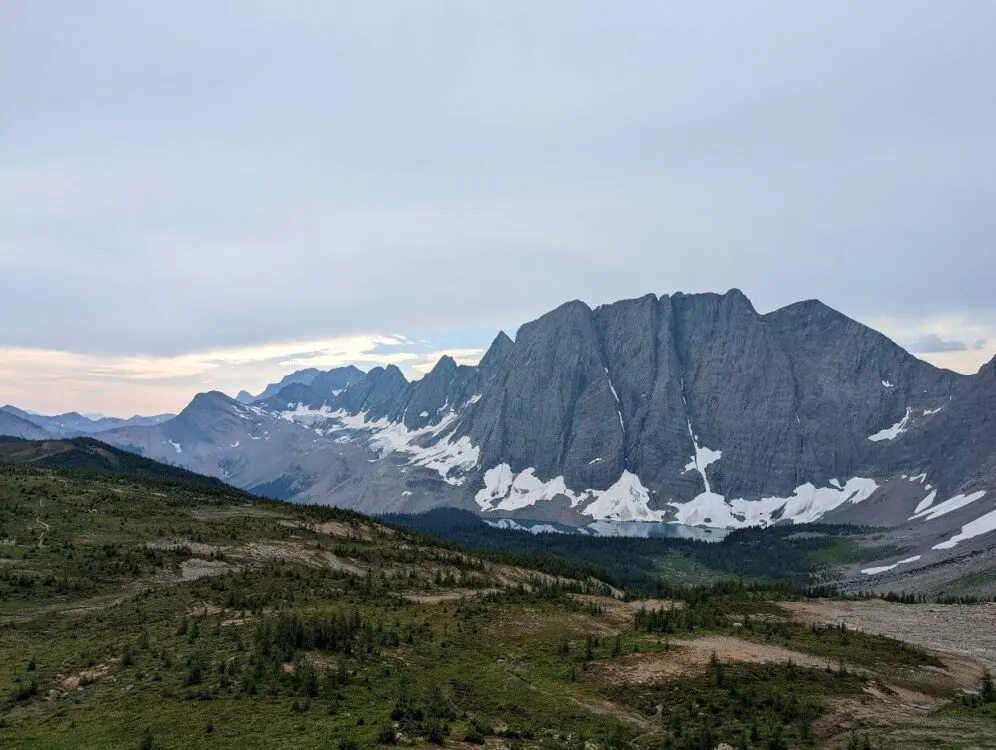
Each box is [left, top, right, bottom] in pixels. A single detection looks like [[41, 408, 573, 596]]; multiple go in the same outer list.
[[78, 290, 995, 577]]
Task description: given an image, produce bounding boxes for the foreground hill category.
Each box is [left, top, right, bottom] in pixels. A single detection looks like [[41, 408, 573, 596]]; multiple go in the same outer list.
[[0, 437, 235, 492], [0, 456, 994, 748]]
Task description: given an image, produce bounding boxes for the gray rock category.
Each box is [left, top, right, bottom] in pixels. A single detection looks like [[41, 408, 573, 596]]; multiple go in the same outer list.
[[92, 291, 996, 553]]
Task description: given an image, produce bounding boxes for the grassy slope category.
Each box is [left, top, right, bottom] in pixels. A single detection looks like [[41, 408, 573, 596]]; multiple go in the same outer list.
[[0, 464, 993, 749], [0, 437, 231, 492]]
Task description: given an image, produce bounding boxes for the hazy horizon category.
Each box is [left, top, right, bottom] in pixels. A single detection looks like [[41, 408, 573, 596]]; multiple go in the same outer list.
[[3, 2, 994, 415], [3, 289, 992, 417]]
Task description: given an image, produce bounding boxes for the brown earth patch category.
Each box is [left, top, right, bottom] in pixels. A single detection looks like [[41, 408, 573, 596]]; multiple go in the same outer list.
[[403, 589, 498, 604], [57, 663, 111, 692], [603, 636, 837, 684]]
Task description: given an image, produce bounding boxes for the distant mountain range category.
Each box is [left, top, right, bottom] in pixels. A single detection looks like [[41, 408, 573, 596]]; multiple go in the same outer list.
[[0, 405, 173, 438], [3, 290, 995, 576]]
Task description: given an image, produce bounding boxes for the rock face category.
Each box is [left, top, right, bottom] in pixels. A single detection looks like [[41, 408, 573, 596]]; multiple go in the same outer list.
[[94, 291, 996, 554], [454, 291, 963, 505]]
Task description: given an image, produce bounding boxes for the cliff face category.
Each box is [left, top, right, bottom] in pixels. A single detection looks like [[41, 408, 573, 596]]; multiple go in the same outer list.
[[99, 291, 991, 537]]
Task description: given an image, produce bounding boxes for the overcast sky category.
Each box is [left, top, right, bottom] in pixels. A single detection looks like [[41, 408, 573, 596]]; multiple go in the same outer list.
[[2, 1, 994, 416]]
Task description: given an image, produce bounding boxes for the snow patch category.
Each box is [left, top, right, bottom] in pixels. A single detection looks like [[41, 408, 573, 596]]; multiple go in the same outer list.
[[283, 406, 480, 486], [475, 465, 667, 522], [912, 491, 987, 522], [882, 380, 894, 388], [278, 404, 339, 424], [477, 462, 879, 530], [604, 368, 624, 430], [669, 478, 880, 529], [683, 420, 721, 493], [166, 440, 182, 454], [229, 441, 240, 448], [932, 509, 996, 550], [912, 491, 937, 515], [868, 408, 912, 442], [922, 406, 943, 416], [484, 519, 566, 535], [476, 466, 585, 512], [581, 472, 668, 522], [862, 555, 921, 576]]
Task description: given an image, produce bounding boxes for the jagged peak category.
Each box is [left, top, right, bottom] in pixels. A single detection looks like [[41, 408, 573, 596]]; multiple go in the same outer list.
[[429, 355, 457, 373], [477, 331, 515, 380], [383, 364, 408, 384]]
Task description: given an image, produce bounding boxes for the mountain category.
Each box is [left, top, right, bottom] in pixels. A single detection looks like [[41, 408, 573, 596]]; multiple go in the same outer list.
[[0, 405, 174, 437], [96, 290, 996, 575], [0, 410, 54, 440], [236, 365, 366, 403]]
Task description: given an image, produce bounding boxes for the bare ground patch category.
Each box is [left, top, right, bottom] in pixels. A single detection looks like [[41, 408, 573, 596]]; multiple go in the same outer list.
[[403, 589, 499, 604], [782, 599, 996, 674], [603, 636, 837, 684], [189, 505, 291, 521], [56, 663, 111, 693], [816, 695, 996, 749], [180, 558, 234, 580], [144, 540, 222, 556]]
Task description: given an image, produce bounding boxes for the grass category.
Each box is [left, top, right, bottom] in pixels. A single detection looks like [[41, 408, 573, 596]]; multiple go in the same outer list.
[[0, 463, 986, 748]]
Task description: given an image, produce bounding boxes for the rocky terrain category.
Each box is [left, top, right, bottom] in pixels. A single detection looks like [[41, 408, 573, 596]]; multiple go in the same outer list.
[[6, 290, 996, 583]]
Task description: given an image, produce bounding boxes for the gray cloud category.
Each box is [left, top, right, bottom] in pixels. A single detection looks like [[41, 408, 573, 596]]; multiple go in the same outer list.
[[974, 339, 988, 350], [908, 333, 969, 353], [1, 1, 995, 365]]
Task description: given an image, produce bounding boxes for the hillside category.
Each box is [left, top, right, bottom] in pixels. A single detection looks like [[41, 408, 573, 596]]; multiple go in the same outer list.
[[0, 437, 233, 493], [0, 459, 994, 748]]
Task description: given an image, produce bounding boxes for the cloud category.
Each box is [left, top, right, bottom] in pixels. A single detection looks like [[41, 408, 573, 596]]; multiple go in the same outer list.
[[907, 333, 968, 353], [873, 313, 996, 376], [1, 3, 995, 411]]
